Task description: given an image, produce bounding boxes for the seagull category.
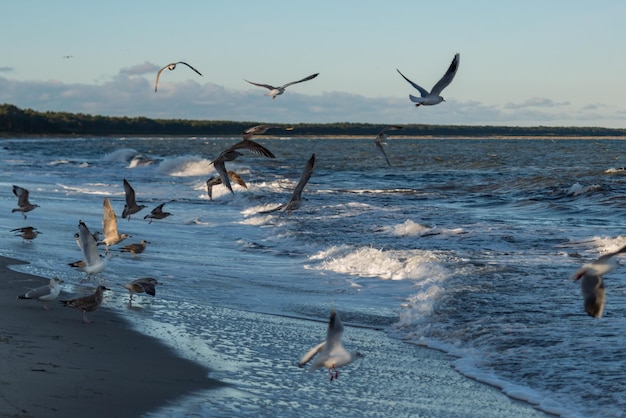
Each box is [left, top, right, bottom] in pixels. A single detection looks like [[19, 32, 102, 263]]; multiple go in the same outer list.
[[17, 277, 64, 310], [298, 309, 364, 381], [397, 53, 460, 107], [206, 171, 247, 200], [123, 277, 158, 304], [570, 244, 626, 318], [12, 185, 39, 219], [120, 240, 150, 257], [61, 285, 109, 323], [262, 154, 315, 215], [78, 220, 111, 280], [245, 73, 319, 99], [154, 61, 203, 92], [143, 202, 172, 223], [242, 124, 294, 140], [375, 126, 403, 166], [211, 139, 275, 196], [122, 179, 146, 220], [97, 198, 131, 254], [11, 226, 41, 241]]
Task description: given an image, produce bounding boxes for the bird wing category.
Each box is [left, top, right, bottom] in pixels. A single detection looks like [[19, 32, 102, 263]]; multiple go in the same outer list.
[[244, 79, 276, 90], [430, 53, 460, 96], [78, 220, 101, 266], [375, 141, 391, 166], [102, 198, 120, 238], [151, 202, 166, 215], [13, 185, 31, 207], [123, 179, 138, 207], [227, 171, 247, 188], [281, 73, 319, 88], [154, 65, 169, 92], [325, 310, 345, 351], [288, 153, 316, 203], [396, 69, 429, 97], [298, 341, 326, 367], [24, 284, 53, 299], [223, 139, 276, 159], [177, 61, 203, 76], [378, 125, 403, 136], [213, 160, 234, 194]]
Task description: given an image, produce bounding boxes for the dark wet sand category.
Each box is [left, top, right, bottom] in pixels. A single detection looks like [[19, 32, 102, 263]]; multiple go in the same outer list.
[[0, 256, 221, 418]]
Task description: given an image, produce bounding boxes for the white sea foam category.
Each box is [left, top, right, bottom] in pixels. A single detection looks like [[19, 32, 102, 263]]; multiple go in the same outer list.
[[157, 156, 214, 177]]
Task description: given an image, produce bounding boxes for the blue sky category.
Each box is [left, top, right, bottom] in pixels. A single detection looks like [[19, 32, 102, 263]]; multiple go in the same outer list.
[[1, 1, 625, 127]]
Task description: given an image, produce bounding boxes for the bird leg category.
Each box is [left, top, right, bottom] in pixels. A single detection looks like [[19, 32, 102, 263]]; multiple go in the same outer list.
[[82, 311, 92, 324], [328, 367, 339, 382], [43, 302, 50, 311]]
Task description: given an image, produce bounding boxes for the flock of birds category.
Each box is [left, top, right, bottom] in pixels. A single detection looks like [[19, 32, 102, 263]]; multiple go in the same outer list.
[[12, 52, 617, 381]]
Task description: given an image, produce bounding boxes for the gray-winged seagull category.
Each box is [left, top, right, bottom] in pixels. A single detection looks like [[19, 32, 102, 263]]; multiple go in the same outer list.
[[154, 61, 203, 92], [245, 73, 319, 99], [397, 53, 460, 107], [17, 277, 64, 310], [375, 126, 403, 166]]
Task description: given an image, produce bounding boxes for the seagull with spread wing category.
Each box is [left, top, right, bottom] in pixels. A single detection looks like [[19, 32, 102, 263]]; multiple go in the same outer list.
[[397, 53, 460, 107], [12, 185, 39, 219], [375, 126, 403, 166], [245, 73, 319, 99], [154, 61, 203, 92]]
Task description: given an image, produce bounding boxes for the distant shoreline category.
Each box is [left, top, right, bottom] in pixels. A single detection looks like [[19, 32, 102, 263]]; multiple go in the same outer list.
[[1, 103, 625, 138]]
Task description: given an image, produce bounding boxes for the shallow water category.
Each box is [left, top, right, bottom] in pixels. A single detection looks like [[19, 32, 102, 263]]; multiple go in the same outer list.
[[2, 136, 626, 417]]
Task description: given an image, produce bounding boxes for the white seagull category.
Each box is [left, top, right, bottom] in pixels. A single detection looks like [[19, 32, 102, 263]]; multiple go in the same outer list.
[[97, 198, 131, 254], [78, 220, 110, 280], [17, 277, 64, 310], [570, 244, 626, 318], [298, 308, 364, 381], [397, 53, 460, 107], [245, 73, 319, 99], [12, 185, 39, 219], [154, 61, 203, 92], [375, 126, 403, 166]]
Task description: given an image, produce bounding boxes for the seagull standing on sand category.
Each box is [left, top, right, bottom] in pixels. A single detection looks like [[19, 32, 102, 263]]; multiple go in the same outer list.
[[262, 154, 315, 215], [570, 244, 626, 318], [11, 226, 41, 241], [123, 277, 158, 304], [298, 309, 364, 382], [144, 202, 172, 223], [154, 61, 203, 92], [375, 126, 403, 166], [242, 124, 294, 140], [17, 277, 64, 310], [122, 179, 146, 220], [61, 285, 109, 323], [211, 139, 275, 196], [120, 240, 150, 257], [98, 198, 131, 254], [12, 185, 39, 219], [397, 53, 460, 107], [245, 73, 319, 99]]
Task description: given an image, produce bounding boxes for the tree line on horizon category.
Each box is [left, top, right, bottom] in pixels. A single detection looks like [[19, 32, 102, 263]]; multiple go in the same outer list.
[[0, 103, 624, 138]]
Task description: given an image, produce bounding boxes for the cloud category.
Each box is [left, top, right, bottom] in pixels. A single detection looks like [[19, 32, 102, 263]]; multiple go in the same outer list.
[[0, 69, 623, 128], [0, 66, 14, 73], [503, 97, 570, 109], [118, 61, 160, 76]]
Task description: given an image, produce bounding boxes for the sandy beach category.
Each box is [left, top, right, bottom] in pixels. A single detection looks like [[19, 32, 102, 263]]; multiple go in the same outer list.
[[0, 256, 221, 418]]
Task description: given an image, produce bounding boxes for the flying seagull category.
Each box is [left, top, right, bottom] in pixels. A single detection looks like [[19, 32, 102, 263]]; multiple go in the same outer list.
[[122, 179, 146, 220], [123, 277, 158, 304], [98, 198, 131, 254], [397, 53, 460, 107], [298, 308, 364, 381], [11, 226, 41, 241], [120, 240, 150, 257], [375, 126, 403, 166], [144, 202, 172, 223], [242, 124, 294, 140], [17, 277, 64, 310], [61, 285, 109, 323], [245, 73, 319, 99], [154, 61, 203, 92], [570, 244, 626, 318], [262, 154, 315, 215], [206, 171, 247, 200], [211, 139, 275, 196], [78, 220, 111, 280], [12, 185, 39, 219]]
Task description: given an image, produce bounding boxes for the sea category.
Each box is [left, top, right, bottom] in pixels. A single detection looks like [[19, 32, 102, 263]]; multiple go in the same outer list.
[[2, 135, 626, 417]]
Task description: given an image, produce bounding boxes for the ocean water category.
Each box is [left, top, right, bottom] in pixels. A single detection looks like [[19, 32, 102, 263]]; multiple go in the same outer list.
[[2, 135, 626, 417]]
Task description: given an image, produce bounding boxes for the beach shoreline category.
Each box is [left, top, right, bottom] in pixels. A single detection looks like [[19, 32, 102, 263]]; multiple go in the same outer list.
[[0, 255, 221, 418]]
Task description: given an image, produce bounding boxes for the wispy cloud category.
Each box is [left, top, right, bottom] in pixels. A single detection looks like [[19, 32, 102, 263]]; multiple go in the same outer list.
[[118, 61, 160, 76], [0, 66, 14, 73], [504, 97, 570, 109]]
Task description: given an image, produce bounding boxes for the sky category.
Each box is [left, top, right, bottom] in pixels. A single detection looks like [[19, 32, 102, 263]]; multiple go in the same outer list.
[[1, 1, 625, 128]]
